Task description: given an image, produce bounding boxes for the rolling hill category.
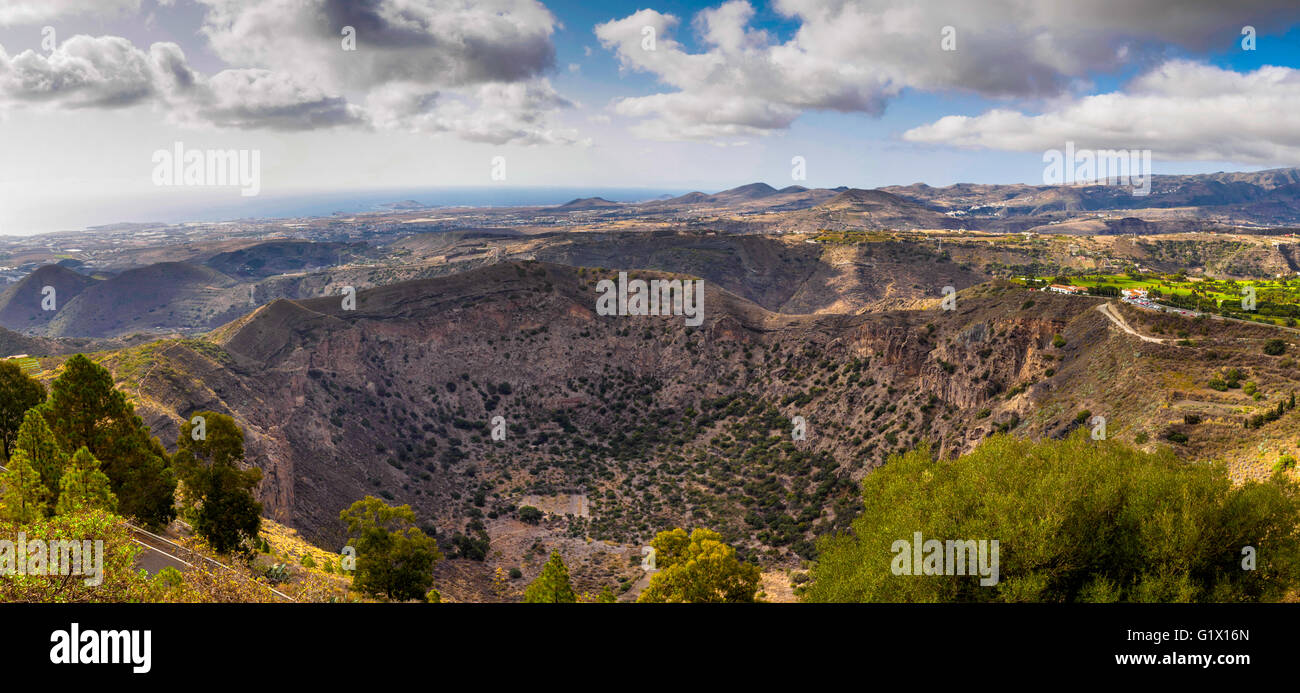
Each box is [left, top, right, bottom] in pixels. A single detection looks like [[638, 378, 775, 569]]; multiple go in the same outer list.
[[0, 264, 97, 332], [44, 262, 243, 338]]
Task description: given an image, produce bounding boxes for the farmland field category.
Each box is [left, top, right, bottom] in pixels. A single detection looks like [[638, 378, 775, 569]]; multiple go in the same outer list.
[[1014, 273, 1300, 326]]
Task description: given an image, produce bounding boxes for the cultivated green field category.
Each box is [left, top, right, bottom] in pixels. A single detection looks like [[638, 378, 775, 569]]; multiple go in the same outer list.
[[1014, 273, 1300, 326]]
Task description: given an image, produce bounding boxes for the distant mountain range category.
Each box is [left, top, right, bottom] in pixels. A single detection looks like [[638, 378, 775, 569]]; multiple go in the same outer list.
[[564, 167, 1300, 230], [6, 167, 1300, 340]]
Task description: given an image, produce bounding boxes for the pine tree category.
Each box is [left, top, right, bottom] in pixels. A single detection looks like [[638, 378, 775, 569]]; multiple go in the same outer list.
[[173, 411, 262, 553], [0, 450, 50, 523], [56, 447, 117, 515], [43, 354, 175, 527], [523, 550, 577, 603], [0, 360, 45, 460], [14, 409, 68, 510]]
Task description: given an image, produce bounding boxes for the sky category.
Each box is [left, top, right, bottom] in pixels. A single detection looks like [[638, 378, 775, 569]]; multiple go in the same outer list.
[[2, 0, 1300, 235]]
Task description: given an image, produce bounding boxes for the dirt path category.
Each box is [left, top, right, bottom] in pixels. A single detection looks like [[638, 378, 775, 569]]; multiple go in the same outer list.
[[1097, 302, 1166, 343]]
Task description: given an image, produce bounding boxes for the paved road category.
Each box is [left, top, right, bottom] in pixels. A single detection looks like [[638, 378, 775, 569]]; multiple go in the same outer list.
[[0, 460, 292, 600], [130, 535, 194, 575], [125, 523, 295, 601]]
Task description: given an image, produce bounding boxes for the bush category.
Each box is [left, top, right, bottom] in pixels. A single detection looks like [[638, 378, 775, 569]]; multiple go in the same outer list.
[[1264, 339, 1287, 356], [518, 505, 543, 525], [1052, 334, 1067, 348], [806, 431, 1300, 602]]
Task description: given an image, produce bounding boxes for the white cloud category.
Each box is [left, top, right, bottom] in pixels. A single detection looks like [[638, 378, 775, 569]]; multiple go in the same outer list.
[[0, 36, 362, 130], [195, 0, 559, 92], [0, 36, 171, 109], [903, 61, 1300, 165], [0, 0, 580, 144], [0, 0, 139, 26], [182, 69, 366, 131], [596, 0, 1300, 141], [365, 79, 582, 145], [185, 0, 577, 143]]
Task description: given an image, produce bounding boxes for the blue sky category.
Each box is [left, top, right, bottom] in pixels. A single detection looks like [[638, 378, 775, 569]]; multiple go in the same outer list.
[[2, 0, 1300, 234]]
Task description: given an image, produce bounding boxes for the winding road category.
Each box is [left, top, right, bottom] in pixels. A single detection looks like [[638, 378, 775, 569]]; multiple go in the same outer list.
[[1096, 303, 1166, 343]]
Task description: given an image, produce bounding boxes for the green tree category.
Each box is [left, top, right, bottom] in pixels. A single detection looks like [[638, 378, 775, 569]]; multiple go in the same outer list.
[[0, 509, 151, 603], [340, 496, 443, 601], [524, 550, 577, 603], [518, 505, 543, 524], [42, 354, 175, 527], [0, 450, 50, 523], [56, 446, 117, 515], [0, 360, 45, 460], [173, 412, 262, 554], [806, 431, 1300, 602], [637, 528, 761, 603], [14, 409, 67, 510]]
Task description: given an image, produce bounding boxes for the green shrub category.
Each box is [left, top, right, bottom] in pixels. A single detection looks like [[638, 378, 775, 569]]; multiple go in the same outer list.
[[806, 431, 1300, 602], [518, 505, 543, 525]]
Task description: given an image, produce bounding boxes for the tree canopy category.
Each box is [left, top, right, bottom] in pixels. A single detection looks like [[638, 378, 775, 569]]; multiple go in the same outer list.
[[0, 360, 45, 460], [637, 528, 761, 603], [14, 409, 67, 512], [340, 496, 442, 601], [57, 446, 118, 516], [0, 450, 50, 523], [806, 431, 1300, 602], [174, 412, 261, 554], [41, 354, 175, 528], [523, 550, 577, 603]]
